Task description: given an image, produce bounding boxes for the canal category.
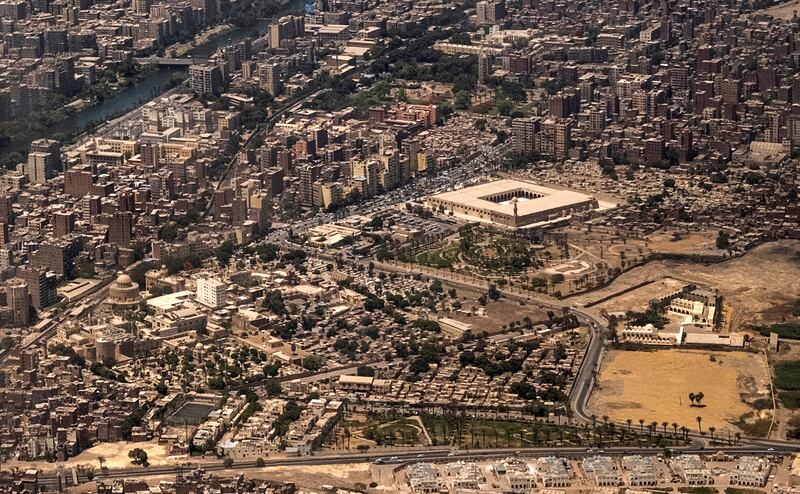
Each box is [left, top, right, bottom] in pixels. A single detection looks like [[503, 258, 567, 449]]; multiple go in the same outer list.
[[48, 0, 311, 141]]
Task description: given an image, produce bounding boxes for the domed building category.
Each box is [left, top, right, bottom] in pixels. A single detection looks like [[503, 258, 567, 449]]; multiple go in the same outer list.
[[106, 273, 142, 309]]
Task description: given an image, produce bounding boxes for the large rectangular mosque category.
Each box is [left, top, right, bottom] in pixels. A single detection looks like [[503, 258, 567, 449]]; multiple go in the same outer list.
[[426, 179, 599, 229]]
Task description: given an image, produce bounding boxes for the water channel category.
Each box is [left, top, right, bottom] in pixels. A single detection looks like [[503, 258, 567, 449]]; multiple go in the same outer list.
[[49, 0, 311, 138]]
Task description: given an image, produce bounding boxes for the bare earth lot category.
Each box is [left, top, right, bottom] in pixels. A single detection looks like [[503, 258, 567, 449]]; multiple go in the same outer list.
[[443, 283, 551, 334], [589, 349, 771, 433], [573, 240, 800, 331], [6, 441, 180, 472], [761, 0, 800, 19]]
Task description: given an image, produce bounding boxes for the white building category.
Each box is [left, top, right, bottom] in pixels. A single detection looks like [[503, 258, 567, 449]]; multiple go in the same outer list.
[[730, 457, 771, 487], [196, 277, 227, 309]]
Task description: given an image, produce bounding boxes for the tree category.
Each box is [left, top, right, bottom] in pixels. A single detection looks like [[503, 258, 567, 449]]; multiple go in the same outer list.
[[694, 391, 704, 406], [453, 90, 472, 110], [695, 416, 702, 432], [688, 392, 696, 406], [266, 380, 282, 397], [223, 457, 234, 468], [495, 98, 513, 116], [357, 365, 375, 377], [255, 457, 265, 467], [128, 448, 149, 466], [715, 231, 730, 250], [302, 355, 323, 371]]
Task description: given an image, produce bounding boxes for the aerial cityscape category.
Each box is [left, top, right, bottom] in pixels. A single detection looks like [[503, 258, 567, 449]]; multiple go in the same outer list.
[[0, 0, 799, 491]]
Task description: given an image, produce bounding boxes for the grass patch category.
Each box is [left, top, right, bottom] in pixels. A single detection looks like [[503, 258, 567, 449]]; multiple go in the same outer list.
[[725, 488, 764, 494], [779, 390, 800, 409], [759, 323, 800, 340], [679, 488, 717, 494], [415, 246, 458, 268], [364, 418, 421, 446], [420, 415, 687, 449], [775, 360, 800, 390]]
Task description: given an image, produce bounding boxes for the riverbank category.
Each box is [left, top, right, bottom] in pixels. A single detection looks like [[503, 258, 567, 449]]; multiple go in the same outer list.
[[172, 24, 235, 57], [0, 0, 311, 167]]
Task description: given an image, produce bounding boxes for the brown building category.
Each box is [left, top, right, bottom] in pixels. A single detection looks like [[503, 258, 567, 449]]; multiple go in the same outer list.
[[18, 266, 57, 309], [109, 211, 132, 247]]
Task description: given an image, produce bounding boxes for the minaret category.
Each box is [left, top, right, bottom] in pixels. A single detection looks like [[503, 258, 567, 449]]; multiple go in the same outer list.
[[512, 197, 518, 227]]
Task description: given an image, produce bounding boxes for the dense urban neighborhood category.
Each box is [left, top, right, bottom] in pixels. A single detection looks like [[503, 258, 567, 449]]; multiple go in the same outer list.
[[0, 0, 799, 490]]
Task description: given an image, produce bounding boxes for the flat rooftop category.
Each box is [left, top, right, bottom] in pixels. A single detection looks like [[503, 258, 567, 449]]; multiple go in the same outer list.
[[428, 179, 595, 217]]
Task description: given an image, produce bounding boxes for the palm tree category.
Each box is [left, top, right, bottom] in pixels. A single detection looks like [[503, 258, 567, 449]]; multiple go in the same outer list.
[[638, 418, 645, 433], [672, 422, 679, 437], [688, 392, 696, 406], [695, 392, 704, 406], [734, 432, 742, 445], [696, 416, 703, 433], [662, 421, 669, 435], [708, 426, 716, 441], [626, 418, 633, 433], [97, 456, 106, 470], [590, 414, 597, 429]]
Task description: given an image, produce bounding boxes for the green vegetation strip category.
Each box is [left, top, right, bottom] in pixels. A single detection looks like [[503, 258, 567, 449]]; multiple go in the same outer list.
[[759, 323, 800, 340]]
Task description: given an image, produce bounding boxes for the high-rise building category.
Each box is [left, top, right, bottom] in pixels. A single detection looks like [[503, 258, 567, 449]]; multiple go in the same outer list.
[[258, 63, 283, 96], [26, 139, 62, 185], [298, 164, 321, 207], [64, 164, 94, 198], [109, 211, 133, 247], [6, 278, 29, 326], [352, 159, 380, 197], [132, 0, 150, 13], [269, 15, 304, 49], [0, 0, 26, 20], [189, 64, 223, 96], [720, 79, 741, 105], [53, 211, 75, 237], [196, 277, 226, 308], [511, 117, 540, 154], [478, 52, 493, 84], [476, 0, 505, 24], [18, 267, 57, 309], [553, 119, 572, 160]]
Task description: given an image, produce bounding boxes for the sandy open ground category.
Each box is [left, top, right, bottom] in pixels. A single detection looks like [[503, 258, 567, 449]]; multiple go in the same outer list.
[[761, 0, 800, 19], [64, 463, 377, 494], [645, 230, 718, 254], [4, 442, 183, 472], [589, 349, 771, 432], [573, 240, 800, 331]]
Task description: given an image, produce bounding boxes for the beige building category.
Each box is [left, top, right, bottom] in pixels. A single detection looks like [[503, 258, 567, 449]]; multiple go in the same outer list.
[[426, 179, 599, 229]]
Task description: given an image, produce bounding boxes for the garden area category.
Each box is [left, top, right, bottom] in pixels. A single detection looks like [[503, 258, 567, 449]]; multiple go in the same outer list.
[[408, 226, 553, 278], [414, 245, 460, 269], [421, 414, 689, 449], [775, 360, 800, 409]]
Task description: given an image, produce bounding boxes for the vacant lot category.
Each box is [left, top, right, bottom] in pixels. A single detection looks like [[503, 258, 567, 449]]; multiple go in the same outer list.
[[6, 441, 180, 472], [442, 283, 551, 334], [573, 240, 800, 331], [761, 0, 800, 19], [587, 276, 688, 313], [645, 230, 718, 254], [589, 349, 771, 432]]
